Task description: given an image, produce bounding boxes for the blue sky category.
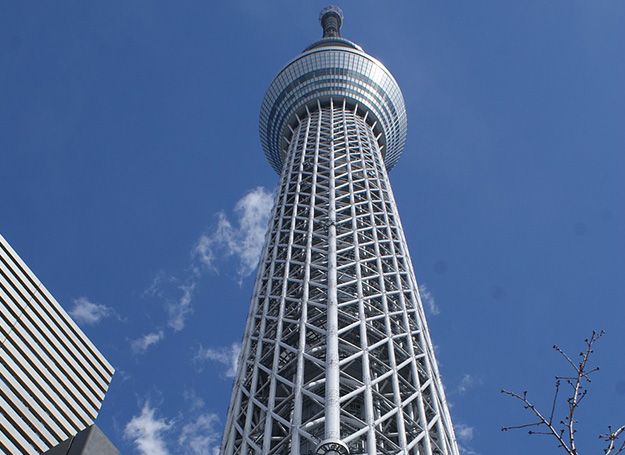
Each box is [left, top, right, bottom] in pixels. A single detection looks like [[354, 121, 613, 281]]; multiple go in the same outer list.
[[1, 1, 624, 454]]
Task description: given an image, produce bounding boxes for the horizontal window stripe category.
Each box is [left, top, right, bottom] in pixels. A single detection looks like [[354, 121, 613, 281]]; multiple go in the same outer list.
[[0, 263, 110, 398], [0, 362, 74, 441], [0, 239, 113, 377], [0, 412, 38, 455], [0, 393, 49, 452], [4, 319, 98, 419], [0, 340, 89, 431], [0, 276, 107, 404], [0, 375, 67, 444], [0, 249, 113, 387], [0, 230, 113, 454]]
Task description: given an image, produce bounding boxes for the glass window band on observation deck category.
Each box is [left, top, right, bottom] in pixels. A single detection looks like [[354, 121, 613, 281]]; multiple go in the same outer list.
[[260, 45, 407, 175]]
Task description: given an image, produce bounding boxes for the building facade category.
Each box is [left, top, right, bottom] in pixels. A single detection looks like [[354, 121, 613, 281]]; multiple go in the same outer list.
[[222, 7, 459, 454], [0, 233, 115, 454]]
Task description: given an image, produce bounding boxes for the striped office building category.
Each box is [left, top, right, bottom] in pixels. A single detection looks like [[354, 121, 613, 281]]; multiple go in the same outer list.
[[0, 233, 115, 454]]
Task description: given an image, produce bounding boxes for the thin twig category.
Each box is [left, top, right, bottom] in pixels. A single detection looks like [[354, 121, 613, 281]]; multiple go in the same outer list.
[[501, 330, 622, 455], [601, 425, 625, 455], [501, 389, 573, 454], [549, 379, 561, 424]]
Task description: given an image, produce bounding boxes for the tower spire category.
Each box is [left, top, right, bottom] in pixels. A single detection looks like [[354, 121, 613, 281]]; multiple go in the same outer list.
[[320, 6, 343, 37]]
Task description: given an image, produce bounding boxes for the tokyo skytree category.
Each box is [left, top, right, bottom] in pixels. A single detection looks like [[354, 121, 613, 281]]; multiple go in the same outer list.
[[222, 7, 459, 455]]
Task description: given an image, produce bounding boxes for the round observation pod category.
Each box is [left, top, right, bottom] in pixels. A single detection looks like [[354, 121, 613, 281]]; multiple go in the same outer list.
[[259, 6, 408, 174]]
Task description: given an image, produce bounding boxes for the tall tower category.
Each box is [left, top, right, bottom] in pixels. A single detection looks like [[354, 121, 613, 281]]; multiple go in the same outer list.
[[222, 7, 459, 454]]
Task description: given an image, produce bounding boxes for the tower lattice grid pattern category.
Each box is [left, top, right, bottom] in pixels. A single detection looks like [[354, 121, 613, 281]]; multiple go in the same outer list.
[[222, 7, 459, 455]]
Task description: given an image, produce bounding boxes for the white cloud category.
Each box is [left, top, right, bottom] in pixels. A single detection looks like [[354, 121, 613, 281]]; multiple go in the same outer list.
[[456, 422, 480, 455], [142, 272, 197, 333], [455, 423, 474, 442], [124, 402, 172, 455], [419, 284, 440, 316], [459, 444, 480, 455], [195, 187, 273, 280], [139, 187, 273, 337], [457, 373, 482, 394], [143, 272, 174, 299], [194, 233, 216, 272], [183, 390, 206, 412], [69, 297, 113, 325], [168, 281, 196, 332], [195, 343, 241, 378], [131, 330, 165, 354], [178, 413, 221, 455], [125, 398, 223, 455]]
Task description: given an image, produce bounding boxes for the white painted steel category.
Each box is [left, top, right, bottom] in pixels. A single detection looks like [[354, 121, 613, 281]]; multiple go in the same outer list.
[[222, 100, 459, 454], [324, 99, 342, 445], [0, 234, 114, 454], [223, 11, 458, 453], [259, 40, 408, 175]]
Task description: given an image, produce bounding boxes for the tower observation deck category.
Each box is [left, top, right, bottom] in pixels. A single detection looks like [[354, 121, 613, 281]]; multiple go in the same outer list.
[[221, 7, 459, 454]]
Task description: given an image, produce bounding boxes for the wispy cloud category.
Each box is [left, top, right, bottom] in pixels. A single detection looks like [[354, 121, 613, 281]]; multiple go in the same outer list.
[[455, 423, 474, 442], [419, 284, 440, 316], [456, 423, 480, 455], [195, 343, 241, 378], [143, 273, 198, 333], [125, 395, 222, 455], [141, 187, 273, 337], [178, 413, 221, 455], [457, 373, 482, 395], [124, 402, 172, 455], [167, 281, 196, 332], [132, 187, 272, 349], [131, 330, 165, 354], [143, 272, 174, 299], [195, 186, 273, 280], [183, 390, 206, 412], [69, 297, 115, 325], [459, 446, 480, 455]]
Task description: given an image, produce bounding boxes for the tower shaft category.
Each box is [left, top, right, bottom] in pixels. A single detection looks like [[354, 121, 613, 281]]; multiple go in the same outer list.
[[222, 101, 458, 454]]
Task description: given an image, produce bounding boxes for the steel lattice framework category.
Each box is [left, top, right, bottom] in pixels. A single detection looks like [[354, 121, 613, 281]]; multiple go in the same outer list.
[[222, 8, 459, 455]]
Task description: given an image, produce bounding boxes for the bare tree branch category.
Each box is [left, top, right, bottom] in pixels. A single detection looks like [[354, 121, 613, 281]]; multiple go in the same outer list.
[[502, 330, 622, 455], [601, 425, 625, 455], [549, 379, 561, 426], [501, 388, 573, 453]]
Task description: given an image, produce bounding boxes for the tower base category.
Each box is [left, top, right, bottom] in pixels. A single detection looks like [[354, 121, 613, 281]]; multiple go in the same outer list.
[[316, 439, 350, 455]]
